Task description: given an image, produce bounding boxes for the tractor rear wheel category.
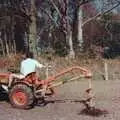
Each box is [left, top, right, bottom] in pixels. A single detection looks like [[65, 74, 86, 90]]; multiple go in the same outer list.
[[9, 84, 34, 109]]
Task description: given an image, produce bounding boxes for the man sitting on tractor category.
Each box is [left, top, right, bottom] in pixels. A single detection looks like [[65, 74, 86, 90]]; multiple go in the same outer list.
[[8, 51, 45, 91]]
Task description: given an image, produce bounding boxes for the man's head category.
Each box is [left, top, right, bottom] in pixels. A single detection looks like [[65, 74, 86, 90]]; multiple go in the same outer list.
[[26, 51, 34, 58]]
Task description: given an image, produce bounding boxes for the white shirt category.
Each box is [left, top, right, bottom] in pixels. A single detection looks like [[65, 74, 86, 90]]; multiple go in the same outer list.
[[20, 58, 44, 76]]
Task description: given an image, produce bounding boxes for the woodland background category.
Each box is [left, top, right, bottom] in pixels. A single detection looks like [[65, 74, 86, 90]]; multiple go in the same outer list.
[[0, 0, 120, 59]]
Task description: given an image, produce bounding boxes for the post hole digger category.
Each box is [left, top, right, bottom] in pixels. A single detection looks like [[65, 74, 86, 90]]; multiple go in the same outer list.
[[0, 66, 94, 110]]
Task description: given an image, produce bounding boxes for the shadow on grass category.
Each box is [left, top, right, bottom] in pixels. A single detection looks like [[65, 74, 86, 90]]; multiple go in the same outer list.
[[36, 98, 91, 107]]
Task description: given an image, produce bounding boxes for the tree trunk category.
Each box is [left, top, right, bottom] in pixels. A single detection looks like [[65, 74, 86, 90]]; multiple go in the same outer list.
[[4, 30, 9, 56], [65, 0, 75, 59], [11, 14, 16, 54], [78, 6, 84, 52], [68, 30, 75, 59], [0, 32, 5, 56], [29, 0, 37, 55]]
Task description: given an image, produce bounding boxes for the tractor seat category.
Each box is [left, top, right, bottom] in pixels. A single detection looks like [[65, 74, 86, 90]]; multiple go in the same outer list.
[[23, 72, 39, 84], [25, 72, 36, 79]]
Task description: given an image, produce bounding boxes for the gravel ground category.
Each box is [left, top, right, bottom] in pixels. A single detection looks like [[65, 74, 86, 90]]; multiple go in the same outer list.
[[0, 79, 120, 120]]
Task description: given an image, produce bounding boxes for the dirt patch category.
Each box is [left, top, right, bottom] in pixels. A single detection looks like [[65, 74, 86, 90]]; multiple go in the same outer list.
[[78, 107, 109, 117]]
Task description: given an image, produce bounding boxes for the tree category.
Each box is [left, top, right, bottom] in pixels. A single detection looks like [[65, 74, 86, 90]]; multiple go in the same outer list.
[[0, 0, 120, 58], [0, 0, 31, 56], [29, 0, 37, 55], [77, 4, 84, 52]]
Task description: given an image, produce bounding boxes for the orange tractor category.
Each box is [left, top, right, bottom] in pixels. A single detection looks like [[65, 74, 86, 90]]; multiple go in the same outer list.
[[0, 66, 94, 109]]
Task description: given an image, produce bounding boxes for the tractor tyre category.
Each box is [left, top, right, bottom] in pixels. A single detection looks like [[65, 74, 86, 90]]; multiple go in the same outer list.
[[9, 83, 34, 109]]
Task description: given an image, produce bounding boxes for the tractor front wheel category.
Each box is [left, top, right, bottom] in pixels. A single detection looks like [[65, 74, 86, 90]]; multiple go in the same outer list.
[[9, 84, 34, 109]]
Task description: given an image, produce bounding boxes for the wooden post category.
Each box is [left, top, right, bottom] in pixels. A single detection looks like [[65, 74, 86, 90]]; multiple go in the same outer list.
[[46, 64, 49, 79], [104, 62, 108, 80], [41, 64, 49, 97]]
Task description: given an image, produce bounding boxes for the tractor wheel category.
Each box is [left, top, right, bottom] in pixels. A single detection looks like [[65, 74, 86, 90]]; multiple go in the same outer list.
[[9, 83, 34, 109]]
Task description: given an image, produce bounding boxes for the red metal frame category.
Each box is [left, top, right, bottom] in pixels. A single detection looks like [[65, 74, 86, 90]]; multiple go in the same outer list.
[[38, 66, 92, 85], [0, 66, 92, 86]]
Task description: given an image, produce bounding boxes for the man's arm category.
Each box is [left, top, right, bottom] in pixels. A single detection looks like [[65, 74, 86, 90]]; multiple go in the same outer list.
[[35, 60, 46, 68]]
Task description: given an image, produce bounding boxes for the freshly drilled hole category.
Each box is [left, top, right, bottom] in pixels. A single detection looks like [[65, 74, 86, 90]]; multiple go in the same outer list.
[[78, 107, 109, 117]]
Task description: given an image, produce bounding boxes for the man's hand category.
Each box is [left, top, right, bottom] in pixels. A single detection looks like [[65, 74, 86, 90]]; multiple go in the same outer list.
[[44, 65, 52, 68]]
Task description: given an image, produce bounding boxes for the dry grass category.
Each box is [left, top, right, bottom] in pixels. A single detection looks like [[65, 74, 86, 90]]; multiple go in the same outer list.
[[0, 54, 120, 80], [0, 53, 22, 70]]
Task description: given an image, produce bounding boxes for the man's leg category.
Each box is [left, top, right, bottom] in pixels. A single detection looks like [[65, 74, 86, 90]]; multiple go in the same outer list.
[[9, 74, 16, 87], [8, 74, 25, 87]]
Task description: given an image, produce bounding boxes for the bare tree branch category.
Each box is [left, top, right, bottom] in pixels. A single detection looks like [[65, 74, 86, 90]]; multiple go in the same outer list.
[[49, 0, 62, 18], [82, 12, 101, 27], [82, 1, 120, 27]]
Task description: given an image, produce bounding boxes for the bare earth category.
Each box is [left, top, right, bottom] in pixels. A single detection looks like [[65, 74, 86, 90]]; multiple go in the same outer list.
[[0, 79, 120, 120]]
